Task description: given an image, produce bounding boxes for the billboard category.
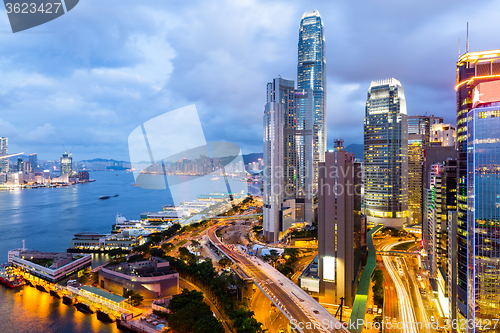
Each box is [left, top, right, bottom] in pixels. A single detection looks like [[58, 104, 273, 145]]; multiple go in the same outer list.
[[323, 256, 335, 281], [473, 80, 500, 108]]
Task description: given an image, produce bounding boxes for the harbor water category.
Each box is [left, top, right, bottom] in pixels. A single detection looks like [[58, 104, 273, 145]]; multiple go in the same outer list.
[[0, 170, 261, 333]]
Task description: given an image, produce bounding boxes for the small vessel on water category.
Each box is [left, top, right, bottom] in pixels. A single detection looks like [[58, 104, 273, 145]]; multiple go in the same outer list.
[[0, 264, 24, 288], [99, 194, 119, 200]]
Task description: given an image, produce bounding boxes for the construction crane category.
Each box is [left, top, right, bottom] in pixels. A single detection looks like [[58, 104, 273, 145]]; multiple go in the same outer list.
[[0, 152, 24, 159]]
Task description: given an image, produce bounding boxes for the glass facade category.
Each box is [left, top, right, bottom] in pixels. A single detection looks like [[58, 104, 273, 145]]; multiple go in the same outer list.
[[60, 152, 72, 176], [408, 115, 443, 146], [364, 79, 409, 227], [297, 10, 325, 193], [467, 104, 500, 327], [455, 50, 500, 325], [267, 78, 296, 199], [408, 134, 425, 224], [263, 101, 284, 243], [0, 137, 7, 173]]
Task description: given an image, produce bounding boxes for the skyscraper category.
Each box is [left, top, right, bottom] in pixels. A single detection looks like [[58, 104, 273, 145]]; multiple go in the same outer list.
[[408, 134, 425, 224], [263, 101, 284, 243], [29, 153, 37, 173], [364, 78, 409, 228], [297, 10, 326, 195], [318, 144, 364, 306], [466, 104, 500, 327], [408, 115, 443, 146], [267, 78, 296, 198], [454, 49, 500, 328], [0, 137, 8, 173], [60, 151, 72, 175], [294, 88, 314, 223]]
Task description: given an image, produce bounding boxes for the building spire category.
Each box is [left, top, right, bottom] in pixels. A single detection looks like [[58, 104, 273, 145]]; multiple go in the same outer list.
[[466, 22, 469, 53]]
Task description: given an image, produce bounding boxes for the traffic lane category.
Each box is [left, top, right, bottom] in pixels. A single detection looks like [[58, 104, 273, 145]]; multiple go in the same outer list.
[[378, 256, 400, 333], [209, 227, 330, 333]]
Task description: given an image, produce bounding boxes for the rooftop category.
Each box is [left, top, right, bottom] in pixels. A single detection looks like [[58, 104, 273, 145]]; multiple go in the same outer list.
[[81, 285, 127, 304]]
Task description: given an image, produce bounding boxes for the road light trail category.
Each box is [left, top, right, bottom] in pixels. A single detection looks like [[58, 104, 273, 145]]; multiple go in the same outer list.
[[380, 242, 419, 333]]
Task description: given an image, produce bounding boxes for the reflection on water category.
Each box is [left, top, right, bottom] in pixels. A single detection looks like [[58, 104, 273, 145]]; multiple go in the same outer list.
[[0, 285, 124, 333]]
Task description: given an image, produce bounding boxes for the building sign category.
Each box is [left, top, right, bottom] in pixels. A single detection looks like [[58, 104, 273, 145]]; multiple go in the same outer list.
[[473, 80, 500, 108], [323, 256, 335, 281]]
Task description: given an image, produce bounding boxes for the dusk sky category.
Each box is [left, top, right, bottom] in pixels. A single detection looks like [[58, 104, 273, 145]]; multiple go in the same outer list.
[[0, 0, 499, 161]]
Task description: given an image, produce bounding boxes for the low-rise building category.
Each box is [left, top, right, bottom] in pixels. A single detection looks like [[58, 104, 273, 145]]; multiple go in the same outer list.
[[8, 250, 91, 283], [98, 258, 179, 299], [67, 231, 145, 253]]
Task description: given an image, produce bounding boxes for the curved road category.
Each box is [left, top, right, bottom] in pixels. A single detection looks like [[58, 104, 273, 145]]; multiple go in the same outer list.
[[208, 225, 346, 333]]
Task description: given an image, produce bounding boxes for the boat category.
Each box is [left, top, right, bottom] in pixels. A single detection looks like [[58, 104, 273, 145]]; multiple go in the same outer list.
[[75, 302, 95, 314], [211, 177, 220, 181], [63, 295, 74, 305], [36, 284, 48, 293], [99, 194, 119, 200], [0, 265, 24, 288], [97, 309, 116, 322]]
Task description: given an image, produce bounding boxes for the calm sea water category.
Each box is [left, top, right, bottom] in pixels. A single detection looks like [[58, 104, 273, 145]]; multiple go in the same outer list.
[[0, 170, 261, 333]]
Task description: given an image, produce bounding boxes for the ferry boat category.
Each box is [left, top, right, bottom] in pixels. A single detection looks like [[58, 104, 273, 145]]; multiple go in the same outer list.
[[0, 265, 24, 288]]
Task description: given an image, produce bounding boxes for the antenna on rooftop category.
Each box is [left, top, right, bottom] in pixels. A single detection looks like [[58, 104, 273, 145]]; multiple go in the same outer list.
[[458, 37, 460, 58], [466, 22, 469, 53]]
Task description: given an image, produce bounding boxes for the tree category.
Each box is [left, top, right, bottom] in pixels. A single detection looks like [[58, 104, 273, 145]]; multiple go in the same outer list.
[[191, 239, 201, 247], [132, 243, 150, 255], [283, 248, 300, 262], [149, 247, 165, 257], [161, 242, 173, 251], [179, 247, 197, 264], [168, 289, 205, 313], [218, 257, 232, 268], [108, 248, 129, 257], [277, 264, 294, 278], [193, 315, 224, 333], [252, 225, 263, 234], [123, 290, 144, 307], [268, 250, 280, 268]]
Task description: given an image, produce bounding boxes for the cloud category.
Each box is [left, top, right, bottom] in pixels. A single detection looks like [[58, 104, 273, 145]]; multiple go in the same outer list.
[[0, 0, 499, 160]]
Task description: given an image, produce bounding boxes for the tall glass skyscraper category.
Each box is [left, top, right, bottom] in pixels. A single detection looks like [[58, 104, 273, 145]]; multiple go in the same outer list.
[[364, 78, 409, 228], [263, 100, 284, 243], [267, 78, 296, 198], [0, 137, 7, 173], [467, 104, 500, 328], [297, 10, 326, 193], [454, 50, 500, 329]]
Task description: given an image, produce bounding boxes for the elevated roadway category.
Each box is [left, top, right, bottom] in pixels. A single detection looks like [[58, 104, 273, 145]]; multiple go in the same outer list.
[[208, 225, 348, 333]]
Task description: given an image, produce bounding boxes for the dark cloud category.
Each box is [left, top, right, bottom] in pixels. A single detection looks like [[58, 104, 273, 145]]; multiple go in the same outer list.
[[0, 0, 498, 160]]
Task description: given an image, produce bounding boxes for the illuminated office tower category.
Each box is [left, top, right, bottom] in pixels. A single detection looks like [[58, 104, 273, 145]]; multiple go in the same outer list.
[[454, 50, 500, 328], [267, 78, 296, 198], [318, 143, 363, 306], [263, 79, 298, 243], [263, 101, 284, 243], [29, 153, 37, 172], [408, 115, 443, 145], [466, 104, 500, 328], [425, 160, 457, 279], [60, 151, 72, 176], [17, 157, 23, 172], [294, 88, 314, 223], [297, 10, 326, 195], [0, 137, 8, 173], [408, 134, 424, 224], [364, 78, 409, 228]]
